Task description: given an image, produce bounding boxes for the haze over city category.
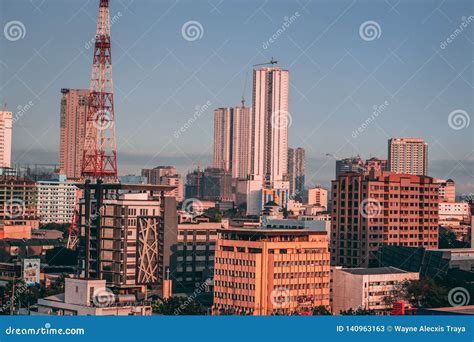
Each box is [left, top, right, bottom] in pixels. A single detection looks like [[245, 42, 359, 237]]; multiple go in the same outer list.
[[1, 0, 472, 193]]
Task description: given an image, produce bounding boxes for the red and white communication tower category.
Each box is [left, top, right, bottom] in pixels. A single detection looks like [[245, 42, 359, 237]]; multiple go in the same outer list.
[[81, 0, 118, 182], [67, 0, 118, 249]]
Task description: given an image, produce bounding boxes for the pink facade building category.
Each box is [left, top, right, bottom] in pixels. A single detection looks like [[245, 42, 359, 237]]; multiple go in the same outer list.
[[0, 110, 12, 168], [59, 88, 89, 180], [213, 106, 252, 179], [388, 138, 428, 176], [331, 172, 439, 267]]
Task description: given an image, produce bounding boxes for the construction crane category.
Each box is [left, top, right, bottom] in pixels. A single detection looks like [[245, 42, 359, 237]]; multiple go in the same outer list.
[[240, 58, 278, 107], [252, 57, 278, 67]]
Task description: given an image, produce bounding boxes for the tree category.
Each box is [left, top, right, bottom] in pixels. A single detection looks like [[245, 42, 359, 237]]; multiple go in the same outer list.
[[399, 278, 449, 308], [439, 226, 466, 249], [312, 305, 332, 315], [340, 307, 377, 315], [43, 273, 68, 297], [153, 296, 206, 315]]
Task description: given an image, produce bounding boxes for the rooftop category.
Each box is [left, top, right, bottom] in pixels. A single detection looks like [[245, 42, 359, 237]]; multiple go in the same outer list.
[[340, 267, 411, 275]]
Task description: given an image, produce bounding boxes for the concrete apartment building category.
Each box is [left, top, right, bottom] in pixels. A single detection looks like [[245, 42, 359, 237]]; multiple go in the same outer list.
[[388, 138, 428, 176], [59, 88, 89, 180], [245, 67, 290, 215], [0, 176, 39, 231], [288, 147, 305, 198], [434, 178, 455, 202], [0, 110, 12, 168], [141, 166, 183, 201], [213, 226, 330, 315], [365, 158, 388, 174], [78, 182, 177, 296], [332, 267, 419, 314], [331, 172, 439, 267], [36, 175, 78, 224], [335, 155, 365, 178], [36, 278, 151, 316], [307, 186, 328, 208], [213, 106, 252, 179], [174, 220, 221, 292]]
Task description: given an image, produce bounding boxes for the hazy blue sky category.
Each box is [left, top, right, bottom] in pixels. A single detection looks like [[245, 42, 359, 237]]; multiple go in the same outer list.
[[1, 0, 473, 192]]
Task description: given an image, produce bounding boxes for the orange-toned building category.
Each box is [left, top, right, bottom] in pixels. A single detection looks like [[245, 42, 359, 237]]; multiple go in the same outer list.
[[212, 226, 330, 315], [331, 171, 439, 268]]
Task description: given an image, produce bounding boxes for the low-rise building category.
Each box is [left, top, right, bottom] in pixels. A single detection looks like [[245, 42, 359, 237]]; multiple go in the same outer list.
[[36, 175, 78, 224], [174, 221, 222, 292], [35, 278, 151, 316], [307, 186, 328, 208], [331, 266, 419, 314], [213, 225, 330, 315]]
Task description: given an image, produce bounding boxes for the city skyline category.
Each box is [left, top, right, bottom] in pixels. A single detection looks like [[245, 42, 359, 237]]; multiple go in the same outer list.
[[1, 0, 473, 193]]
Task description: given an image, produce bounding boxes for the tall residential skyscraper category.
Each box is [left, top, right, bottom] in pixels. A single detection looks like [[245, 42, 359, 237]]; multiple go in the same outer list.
[[250, 67, 289, 184], [288, 147, 305, 197], [388, 138, 428, 176], [232, 106, 252, 179], [59, 88, 89, 180], [213, 106, 252, 179], [213, 108, 233, 173], [246, 67, 290, 215], [0, 110, 12, 168]]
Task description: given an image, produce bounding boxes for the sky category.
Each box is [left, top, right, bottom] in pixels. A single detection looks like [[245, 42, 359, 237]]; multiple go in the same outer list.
[[0, 0, 473, 193]]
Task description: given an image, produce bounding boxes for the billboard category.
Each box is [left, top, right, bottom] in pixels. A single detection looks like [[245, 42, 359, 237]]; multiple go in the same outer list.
[[23, 259, 40, 285]]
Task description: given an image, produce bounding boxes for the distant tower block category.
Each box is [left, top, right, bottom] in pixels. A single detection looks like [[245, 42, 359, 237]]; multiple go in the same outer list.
[[81, 0, 118, 181]]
